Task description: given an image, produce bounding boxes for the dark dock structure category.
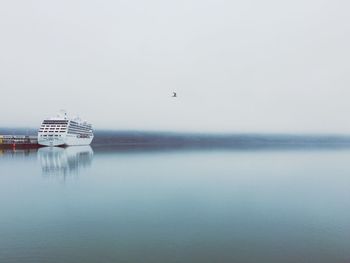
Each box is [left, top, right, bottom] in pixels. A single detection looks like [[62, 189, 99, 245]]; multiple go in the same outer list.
[[0, 135, 40, 149]]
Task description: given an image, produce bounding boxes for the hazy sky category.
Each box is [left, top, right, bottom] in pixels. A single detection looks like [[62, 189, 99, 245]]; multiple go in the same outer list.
[[0, 0, 349, 133]]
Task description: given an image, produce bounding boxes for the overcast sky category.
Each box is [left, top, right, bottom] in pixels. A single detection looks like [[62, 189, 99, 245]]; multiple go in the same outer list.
[[0, 0, 349, 133]]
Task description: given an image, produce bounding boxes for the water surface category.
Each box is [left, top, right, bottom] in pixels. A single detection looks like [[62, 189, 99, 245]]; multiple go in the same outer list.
[[1, 146, 350, 263]]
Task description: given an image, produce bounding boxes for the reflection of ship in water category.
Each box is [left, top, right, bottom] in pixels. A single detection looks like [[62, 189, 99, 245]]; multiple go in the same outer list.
[[38, 146, 93, 177]]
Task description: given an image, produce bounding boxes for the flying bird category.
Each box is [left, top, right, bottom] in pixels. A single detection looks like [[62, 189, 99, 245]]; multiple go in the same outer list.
[[172, 92, 177, 98]]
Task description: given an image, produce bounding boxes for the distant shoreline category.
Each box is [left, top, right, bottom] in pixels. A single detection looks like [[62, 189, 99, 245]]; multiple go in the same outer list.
[[2, 128, 350, 151]]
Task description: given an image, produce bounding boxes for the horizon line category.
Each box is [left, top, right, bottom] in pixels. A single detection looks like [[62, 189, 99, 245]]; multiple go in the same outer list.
[[1, 127, 350, 137]]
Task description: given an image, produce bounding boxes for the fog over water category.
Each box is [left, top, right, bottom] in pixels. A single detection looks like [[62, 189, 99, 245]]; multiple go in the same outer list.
[[2, 3, 350, 263], [1, 146, 350, 263], [1, 0, 350, 133]]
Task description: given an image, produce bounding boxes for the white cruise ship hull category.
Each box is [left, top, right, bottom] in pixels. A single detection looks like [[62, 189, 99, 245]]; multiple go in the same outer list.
[[38, 137, 65, 147], [65, 134, 94, 146], [38, 135, 93, 146]]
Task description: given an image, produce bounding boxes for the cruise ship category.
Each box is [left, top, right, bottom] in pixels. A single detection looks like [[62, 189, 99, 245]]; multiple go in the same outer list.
[[38, 111, 94, 146]]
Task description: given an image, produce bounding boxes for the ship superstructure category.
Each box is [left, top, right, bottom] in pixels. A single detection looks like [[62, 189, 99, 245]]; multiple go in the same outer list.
[[38, 111, 93, 146]]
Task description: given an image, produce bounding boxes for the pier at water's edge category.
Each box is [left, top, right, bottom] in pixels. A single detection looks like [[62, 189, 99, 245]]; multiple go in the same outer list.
[[0, 135, 41, 149]]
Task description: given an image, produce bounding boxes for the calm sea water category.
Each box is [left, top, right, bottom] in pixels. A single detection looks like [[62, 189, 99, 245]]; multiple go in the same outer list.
[[1, 146, 350, 263]]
